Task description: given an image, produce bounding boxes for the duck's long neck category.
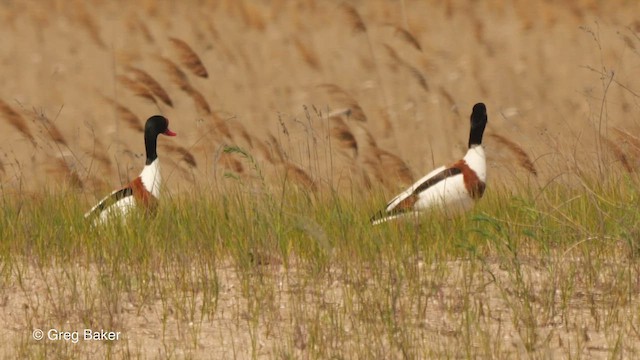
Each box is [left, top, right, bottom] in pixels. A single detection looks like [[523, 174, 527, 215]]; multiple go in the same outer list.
[[468, 124, 486, 149], [145, 133, 158, 166], [143, 132, 161, 197]]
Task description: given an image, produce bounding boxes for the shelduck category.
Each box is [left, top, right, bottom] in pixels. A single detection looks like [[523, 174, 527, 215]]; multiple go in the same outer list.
[[370, 103, 488, 225], [84, 115, 177, 225]]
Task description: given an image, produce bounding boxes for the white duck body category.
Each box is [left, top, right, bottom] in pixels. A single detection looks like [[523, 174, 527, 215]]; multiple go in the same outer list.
[[371, 103, 488, 225]]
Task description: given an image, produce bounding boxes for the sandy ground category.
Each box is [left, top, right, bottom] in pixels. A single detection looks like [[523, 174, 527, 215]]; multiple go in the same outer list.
[[1, 256, 638, 358]]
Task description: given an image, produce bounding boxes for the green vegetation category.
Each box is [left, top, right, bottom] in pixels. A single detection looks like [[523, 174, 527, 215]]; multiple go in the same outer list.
[[2, 171, 639, 358]]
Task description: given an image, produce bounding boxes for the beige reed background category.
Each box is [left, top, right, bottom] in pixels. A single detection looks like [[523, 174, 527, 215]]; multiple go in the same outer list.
[[1, 0, 639, 196]]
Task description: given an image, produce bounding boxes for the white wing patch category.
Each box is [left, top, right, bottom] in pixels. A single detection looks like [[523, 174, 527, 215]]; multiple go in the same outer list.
[[91, 196, 136, 226], [84, 187, 137, 226], [384, 165, 446, 211], [413, 173, 473, 213]]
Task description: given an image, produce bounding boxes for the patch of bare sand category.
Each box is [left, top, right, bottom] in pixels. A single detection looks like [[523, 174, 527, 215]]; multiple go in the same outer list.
[[0, 255, 638, 358]]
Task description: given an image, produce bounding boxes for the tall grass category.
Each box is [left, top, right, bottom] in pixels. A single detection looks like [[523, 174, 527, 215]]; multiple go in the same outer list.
[[1, 170, 640, 358]]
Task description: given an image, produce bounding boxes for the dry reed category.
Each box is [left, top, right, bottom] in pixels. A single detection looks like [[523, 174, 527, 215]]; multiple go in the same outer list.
[[51, 158, 84, 189], [117, 75, 157, 105], [74, 4, 105, 49], [157, 56, 211, 114], [127, 14, 154, 44], [600, 134, 634, 173], [360, 152, 386, 185], [382, 44, 428, 91], [329, 115, 358, 156], [218, 152, 244, 174], [208, 113, 232, 140], [267, 133, 287, 163], [351, 122, 378, 150], [237, 1, 266, 30], [253, 138, 276, 164], [407, 65, 429, 92], [0, 99, 36, 145], [126, 66, 174, 107], [186, 87, 212, 115], [161, 144, 197, 168], [293, 37, 321, 70], [376, 149, 414, 185], [103, 98, 144, 133], [169, 37, 209, 78], [489, 133, 538, 176], [35, 112, 67, 146], [612, 127, 640, 155], [318, 84, 367, 122], [341, 3, 367, 33], [227, 120, 253, 147], [157, 56, 191, 91], [382, 43, 403, 72], [284, 162, 317, 192], [391, 25, 422, 51]]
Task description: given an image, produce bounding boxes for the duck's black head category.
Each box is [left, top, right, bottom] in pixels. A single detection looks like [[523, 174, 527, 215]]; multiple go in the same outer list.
[[145, 115, 176, 138], [144, 115, 176, 165], [468, 103, 487, 148]]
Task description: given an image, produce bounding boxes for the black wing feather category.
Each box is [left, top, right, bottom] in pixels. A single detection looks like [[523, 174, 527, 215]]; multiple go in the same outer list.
[[85, 187, 133, 219], [411, 167, 462, 195]]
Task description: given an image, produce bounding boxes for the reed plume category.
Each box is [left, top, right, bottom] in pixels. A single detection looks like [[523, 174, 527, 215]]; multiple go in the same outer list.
[[209, 113, 232, 140], [35, 111, 67, 146], [391, 25, 422, 51], [376, 149, 414, 185], [158, 56, 211, 114], [341, 3, 366, 33], [293, 37, 321, 70], [0, 99, 35, 145], [228, 120, 253, 147], [267, 133, 286, 162], [169, 37, 209, 78], [600, 134, 633, 173], [238, 1, 266, 30], [52, 158, 84, 189], [191, 87, 213, 115], [102, 97, 144, 133], [126, 66, 173, 107], [157, 56, 191, 90], [161, 144, 197, 168], [329, 115, 358, 156], [127, 15, 154, 44], [284, 162, 317, 192], [383, 44, 428, 91], [489, 133, 538, 176], [318, 84, 367, 122], [218, 151, 244, 174], [612, 127, 640, 154], [253, 138, 276, 164], [407, 65, 429, 92], [74, 4, 105, 49], [117, 75, 157, 105]]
